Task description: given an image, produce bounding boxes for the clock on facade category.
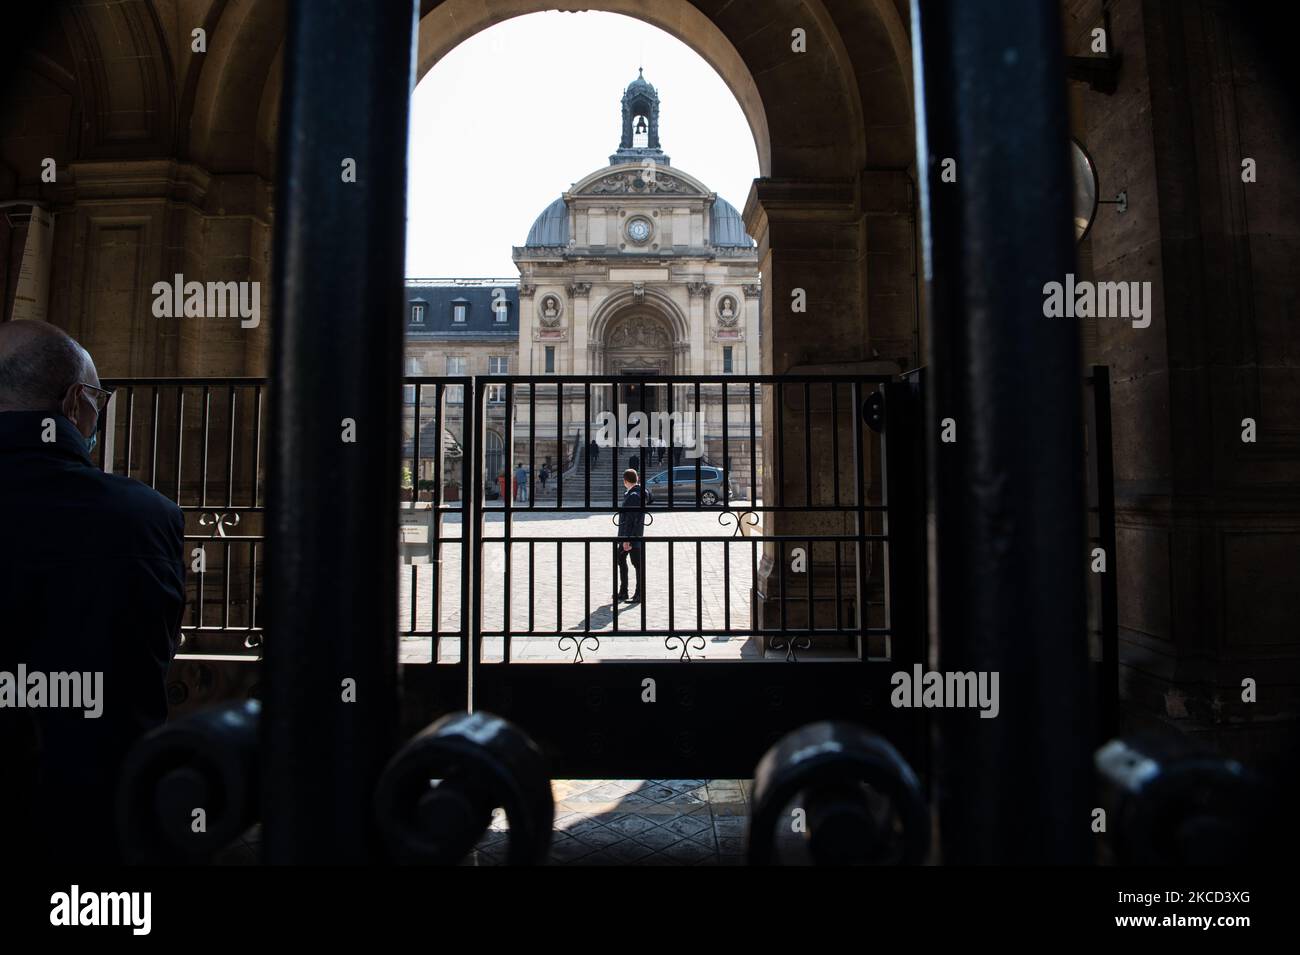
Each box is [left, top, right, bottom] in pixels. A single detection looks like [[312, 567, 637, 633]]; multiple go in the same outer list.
[[626, 217, 651, 243]]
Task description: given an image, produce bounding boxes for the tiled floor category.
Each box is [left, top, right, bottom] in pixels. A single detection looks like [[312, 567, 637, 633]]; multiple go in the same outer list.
[[462, 779, 753, 866], [216, 779, 755, 865]]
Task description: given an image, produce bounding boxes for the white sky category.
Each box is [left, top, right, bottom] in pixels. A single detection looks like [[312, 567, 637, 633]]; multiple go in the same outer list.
[[404, 11, 761, 279]]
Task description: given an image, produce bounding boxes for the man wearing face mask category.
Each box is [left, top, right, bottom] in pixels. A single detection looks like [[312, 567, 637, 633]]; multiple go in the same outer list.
[[0, 319, 185, 864]]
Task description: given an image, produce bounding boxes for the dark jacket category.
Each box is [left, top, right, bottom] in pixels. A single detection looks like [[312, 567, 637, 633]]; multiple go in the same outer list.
[[616, 484, 650, 539], [0, 410, 185, 863]]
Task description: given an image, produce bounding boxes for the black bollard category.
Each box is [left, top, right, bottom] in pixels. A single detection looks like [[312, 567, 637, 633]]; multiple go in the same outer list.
[[748, 721, 929, 865], [374, 711, 553, 865], [117, 700, 261, 864]]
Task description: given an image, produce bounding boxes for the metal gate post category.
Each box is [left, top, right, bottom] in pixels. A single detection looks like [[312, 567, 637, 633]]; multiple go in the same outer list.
[[1092, 367, 1119, 741], [911, 0, 1091, 862], [264, 0, 418, 863], [882, 375, 929, 779]]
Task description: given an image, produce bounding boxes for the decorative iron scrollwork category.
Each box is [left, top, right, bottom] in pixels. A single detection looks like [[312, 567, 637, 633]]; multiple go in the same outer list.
[[198, 511, 241, 538], [558, 634, 600, 663], [666, 634, 706, 662], [769, 634, 812, 662], [608, 511, 653, 527], [717, 509, 759, 537]]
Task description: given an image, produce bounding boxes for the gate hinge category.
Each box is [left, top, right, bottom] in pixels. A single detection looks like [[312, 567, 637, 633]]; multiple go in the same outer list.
[[863, 391, 885, 433]]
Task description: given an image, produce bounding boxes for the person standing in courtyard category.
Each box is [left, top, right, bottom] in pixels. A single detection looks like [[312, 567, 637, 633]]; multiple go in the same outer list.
[[515, 462, 528, 503], [613, 467, 649, 605]]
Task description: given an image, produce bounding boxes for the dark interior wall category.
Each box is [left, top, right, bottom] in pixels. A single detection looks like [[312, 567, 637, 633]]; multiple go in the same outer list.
[[1075, 0, 1300, 767]]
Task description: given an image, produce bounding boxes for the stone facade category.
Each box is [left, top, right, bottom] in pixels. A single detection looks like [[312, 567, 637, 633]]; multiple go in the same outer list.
[[510, 72, 761, 479]]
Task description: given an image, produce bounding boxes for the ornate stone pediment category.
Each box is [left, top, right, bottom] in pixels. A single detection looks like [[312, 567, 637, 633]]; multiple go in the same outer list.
[[574, 169, 707, 198]]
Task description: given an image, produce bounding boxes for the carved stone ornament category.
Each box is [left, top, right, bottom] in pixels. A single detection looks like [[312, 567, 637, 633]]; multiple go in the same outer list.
[[585, 171, 696, 195], [632, 281, 645, 305], [567, 282, 592, 298], [607, 324, 671, 349], [539, 294, 563, 327], [742, 283, 761, 299], [686, 281, 713, 301], [716, 294, 739, 326]]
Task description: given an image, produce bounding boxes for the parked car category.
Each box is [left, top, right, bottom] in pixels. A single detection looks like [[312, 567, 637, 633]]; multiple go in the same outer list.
[[644, 465, 740, 506]]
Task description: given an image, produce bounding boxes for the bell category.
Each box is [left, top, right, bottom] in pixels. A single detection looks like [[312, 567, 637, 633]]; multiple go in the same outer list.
[[634, 116, 648, 135]]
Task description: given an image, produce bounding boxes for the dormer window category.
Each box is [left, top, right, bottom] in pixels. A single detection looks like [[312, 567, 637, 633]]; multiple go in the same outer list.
[[411, 304, 425, 324], [452, 303, 467, 323], [495, 302, 508, 323]]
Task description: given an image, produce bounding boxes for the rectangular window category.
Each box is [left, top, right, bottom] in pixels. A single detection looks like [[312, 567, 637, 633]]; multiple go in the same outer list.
[[453, 304, 467, 323], [495, 302, 508, 323], [544, 346, 555, 374], [488, 356, 508, 403], [447, 356, 466, 403], [403, 384, 416, 404], [722, 346, 734, 374], [411, 304, 425, 324]]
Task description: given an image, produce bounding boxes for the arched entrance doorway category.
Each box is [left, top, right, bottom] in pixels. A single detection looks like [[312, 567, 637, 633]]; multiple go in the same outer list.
[[603, 311, 674, 417]]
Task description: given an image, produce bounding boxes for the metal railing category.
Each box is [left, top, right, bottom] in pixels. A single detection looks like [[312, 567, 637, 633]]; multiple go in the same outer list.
[[97, 378, 266, 660], [471, 374, 902, 665], [93, 370, 1116, 728]]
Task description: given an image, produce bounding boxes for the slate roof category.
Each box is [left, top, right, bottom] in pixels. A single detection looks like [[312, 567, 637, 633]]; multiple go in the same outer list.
[[405, 283, 519, 338]]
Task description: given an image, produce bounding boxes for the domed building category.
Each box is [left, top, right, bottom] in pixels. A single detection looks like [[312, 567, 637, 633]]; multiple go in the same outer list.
[[511, 70, 762, 478]]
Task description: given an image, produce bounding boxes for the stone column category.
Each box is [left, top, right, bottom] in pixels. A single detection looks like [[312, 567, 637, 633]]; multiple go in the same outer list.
[[568, 282, 591, 441], [687, 281, 711, 375], [743, 177, 876, 650]]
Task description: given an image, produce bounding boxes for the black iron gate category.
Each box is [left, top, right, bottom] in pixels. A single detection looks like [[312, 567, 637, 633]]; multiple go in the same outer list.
[[464, 373, 928, 779], [95, 368, 1112, 783]]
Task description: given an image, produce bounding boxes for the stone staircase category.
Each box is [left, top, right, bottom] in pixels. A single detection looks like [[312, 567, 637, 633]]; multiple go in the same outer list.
[[529, 445, 672, 508]]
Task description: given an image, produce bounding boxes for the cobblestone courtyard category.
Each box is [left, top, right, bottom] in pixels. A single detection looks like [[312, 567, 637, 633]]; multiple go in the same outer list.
[[398, 510, 765, 662]]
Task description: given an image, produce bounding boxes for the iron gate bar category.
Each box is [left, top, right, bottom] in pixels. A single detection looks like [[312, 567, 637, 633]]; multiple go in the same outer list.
[[1089, 367, 1119, 739], [264, 0, 417, 863], [852, 380, 868, 660], [831, 382, 841, 506], [173, 388, 183, 500], [634, 376, 644, 631], [912, 0, 1090, 863]]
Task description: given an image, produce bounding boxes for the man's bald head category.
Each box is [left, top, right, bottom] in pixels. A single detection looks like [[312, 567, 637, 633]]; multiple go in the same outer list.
[[0, 320, 97, 412]]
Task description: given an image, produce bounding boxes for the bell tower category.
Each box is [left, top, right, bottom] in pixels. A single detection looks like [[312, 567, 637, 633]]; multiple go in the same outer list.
[[609, 68, 671, 167]]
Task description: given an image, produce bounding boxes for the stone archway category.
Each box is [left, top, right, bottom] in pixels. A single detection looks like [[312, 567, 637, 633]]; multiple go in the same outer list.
[[602, 310, 675, 419], [602, 311, 674, 376]]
